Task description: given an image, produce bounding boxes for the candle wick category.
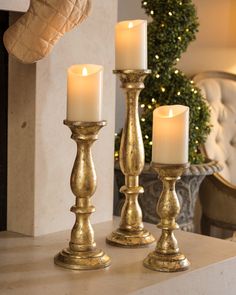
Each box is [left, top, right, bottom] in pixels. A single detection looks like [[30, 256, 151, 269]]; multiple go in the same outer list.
[[128, 22, 134, 29], [169, 109, 173, 117], [82, 67, 88, 76]]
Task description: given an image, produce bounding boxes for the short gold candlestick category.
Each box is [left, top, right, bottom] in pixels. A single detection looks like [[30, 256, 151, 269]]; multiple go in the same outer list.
[[106, 70, 155, 247], [54, 120, 111, 270], [143, 162, 190, 272]]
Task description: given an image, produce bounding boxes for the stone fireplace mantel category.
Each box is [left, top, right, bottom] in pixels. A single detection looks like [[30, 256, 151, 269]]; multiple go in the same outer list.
[[3, 0, 117, 236], [0, 0, 29, 12]]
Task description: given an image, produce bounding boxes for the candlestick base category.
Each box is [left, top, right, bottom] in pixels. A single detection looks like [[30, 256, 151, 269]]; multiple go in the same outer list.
[[143, 251, 190, 272], [55, 248, 111, 270], [106, 228, 155, 248]]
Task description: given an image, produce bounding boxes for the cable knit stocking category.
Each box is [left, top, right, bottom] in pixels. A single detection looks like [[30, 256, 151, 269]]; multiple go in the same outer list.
[[3, 0, 91, 64]]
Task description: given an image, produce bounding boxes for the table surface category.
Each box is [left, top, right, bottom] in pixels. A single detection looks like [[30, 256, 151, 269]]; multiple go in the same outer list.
[[1, 217, 236, 295]]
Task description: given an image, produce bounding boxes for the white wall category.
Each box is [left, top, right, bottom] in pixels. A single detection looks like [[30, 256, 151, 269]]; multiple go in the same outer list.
[[8, 0, 118, 236], [178, 0, 236, 75]]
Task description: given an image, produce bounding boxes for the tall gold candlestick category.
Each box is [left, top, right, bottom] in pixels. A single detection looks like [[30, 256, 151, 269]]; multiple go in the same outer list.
[[55, 120, 111, 270], [143, 162, 190, 272], [106, 70, 155, 247]]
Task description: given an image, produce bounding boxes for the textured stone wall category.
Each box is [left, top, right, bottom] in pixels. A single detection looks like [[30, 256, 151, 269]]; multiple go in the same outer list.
[[7, 0, 117, 236]]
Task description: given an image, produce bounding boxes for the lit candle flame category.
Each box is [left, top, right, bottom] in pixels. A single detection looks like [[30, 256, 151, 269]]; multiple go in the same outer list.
[[82, 67, 88, 76], [128, 22, 134, 29], [168, 109, 173, 117]]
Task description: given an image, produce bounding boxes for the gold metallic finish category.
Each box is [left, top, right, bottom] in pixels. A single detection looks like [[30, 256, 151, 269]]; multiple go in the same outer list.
[[143, 162, 190, 272], [106, 70, 155, 247], [54, 120, 111, 270]]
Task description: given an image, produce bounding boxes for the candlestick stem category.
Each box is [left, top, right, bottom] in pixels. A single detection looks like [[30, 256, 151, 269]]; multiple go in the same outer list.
[[55, 120, 111, 270], [107, 70, 155, 247], [143, 163, 190, 272]]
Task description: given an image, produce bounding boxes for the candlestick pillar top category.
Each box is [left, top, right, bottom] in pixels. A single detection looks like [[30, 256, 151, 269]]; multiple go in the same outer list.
[[113, 69, 151, 88]]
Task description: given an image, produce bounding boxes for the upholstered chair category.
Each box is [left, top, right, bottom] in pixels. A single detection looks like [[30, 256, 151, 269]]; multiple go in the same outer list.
[[193, 71, 236, 237]]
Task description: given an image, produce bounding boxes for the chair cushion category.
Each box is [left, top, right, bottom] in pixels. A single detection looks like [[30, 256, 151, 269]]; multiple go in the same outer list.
[[200, 176, 236, 227], [197, 78, 236, 185]]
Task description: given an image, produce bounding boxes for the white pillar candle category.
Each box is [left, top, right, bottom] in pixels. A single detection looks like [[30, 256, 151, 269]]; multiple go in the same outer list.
[[115, 20, 147, 70], [67, 64, 103, 122], [152, 105, 189, 164]]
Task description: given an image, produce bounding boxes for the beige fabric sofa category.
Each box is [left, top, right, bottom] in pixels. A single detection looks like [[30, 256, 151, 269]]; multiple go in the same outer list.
[[193, 71, 236, 237]]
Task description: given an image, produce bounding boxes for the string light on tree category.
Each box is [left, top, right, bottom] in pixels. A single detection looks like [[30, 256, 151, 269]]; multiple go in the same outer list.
[[115, 0, 211, 164]]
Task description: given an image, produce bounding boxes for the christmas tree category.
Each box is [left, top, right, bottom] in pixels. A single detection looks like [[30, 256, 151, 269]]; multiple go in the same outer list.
[[115, 0, 211, 164]]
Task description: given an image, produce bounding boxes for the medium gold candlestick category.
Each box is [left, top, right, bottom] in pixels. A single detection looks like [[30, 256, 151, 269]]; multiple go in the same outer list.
[[143, 162, 190, 272], [55, 120, 111, 270], [106, 70, 155, 247]]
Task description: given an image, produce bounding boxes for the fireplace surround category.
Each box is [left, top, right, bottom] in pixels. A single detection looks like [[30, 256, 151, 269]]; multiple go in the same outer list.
[[0, 0, 117, 236], [0, 11, 8, 231]]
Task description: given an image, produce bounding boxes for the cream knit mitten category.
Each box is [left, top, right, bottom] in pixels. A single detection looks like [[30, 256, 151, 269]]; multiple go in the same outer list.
[[4, 0, 91, 64]]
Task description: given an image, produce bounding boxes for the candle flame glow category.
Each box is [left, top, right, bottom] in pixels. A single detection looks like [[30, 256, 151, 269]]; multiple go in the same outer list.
[[168, 109, 174, 117], [128, 22, 134, 29], [82, 67, 88, 76]]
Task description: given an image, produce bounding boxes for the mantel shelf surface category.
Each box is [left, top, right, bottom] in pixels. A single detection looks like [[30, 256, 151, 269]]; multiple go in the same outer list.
[[0, 217, 236, 295]]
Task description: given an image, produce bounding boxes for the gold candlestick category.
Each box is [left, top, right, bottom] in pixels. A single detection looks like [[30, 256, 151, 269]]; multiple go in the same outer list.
[[106, 70, 155, 247], [54, 120, 111, 270], [143, 162, 190, 272]]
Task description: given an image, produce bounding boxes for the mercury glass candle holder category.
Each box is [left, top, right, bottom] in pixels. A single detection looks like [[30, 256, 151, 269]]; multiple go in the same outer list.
[[143, 162, 190, 272], [106, 70, 155, 248], [54, 120, 111, 270]]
